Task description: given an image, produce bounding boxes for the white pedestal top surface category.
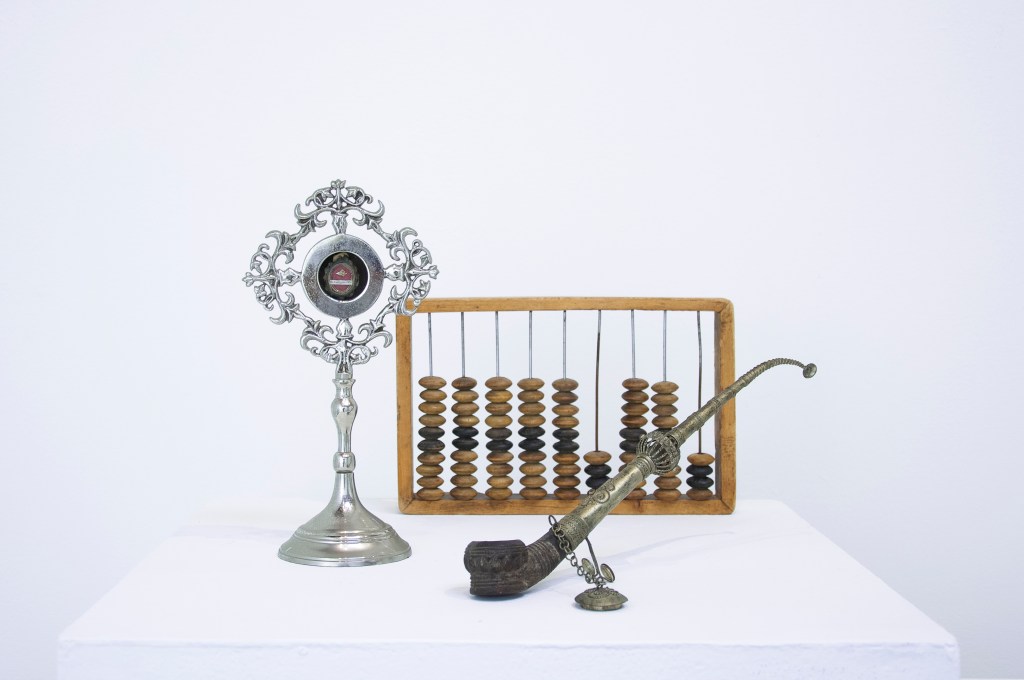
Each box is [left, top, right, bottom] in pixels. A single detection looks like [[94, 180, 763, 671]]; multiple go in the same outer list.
[[59, 499, 959, 679]]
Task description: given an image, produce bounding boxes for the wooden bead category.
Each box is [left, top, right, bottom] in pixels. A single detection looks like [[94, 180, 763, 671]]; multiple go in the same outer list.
[[654, 474, 682, 489], [519, 462, 546, 476], [485, 390, 512, 404], [485, 414, 513, 428], [687, 453, 716, 466], [485, 376, 512, 389], [419, 389, 446, 402], [416, 375, 447, 501], [686, 488, 714, 501], [518, 414, 546, 427], [418, 414, 445, 428], [485, 402, 512, 415], [487, 474, 514, 487], [553, 463, 581, 477], [622, 378, 649, 390], [620, 402, 649, 415], [620, 415, 647, 428], [452, 376, 477, 390], [517, 377, 544, 390], [418, 401, 446, 415], [551, 378, 579, 391], [651, 415, 678, 429]]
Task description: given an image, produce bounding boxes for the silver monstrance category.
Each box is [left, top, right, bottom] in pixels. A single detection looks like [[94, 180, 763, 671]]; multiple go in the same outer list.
[[244, 180, 438, 566]]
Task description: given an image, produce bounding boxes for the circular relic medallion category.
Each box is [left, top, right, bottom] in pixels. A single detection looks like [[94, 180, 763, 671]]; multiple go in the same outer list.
[[302, 234, 384, 319]]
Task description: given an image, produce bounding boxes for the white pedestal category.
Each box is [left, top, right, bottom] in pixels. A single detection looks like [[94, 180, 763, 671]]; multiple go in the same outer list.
[[58, 499, 959, 679]]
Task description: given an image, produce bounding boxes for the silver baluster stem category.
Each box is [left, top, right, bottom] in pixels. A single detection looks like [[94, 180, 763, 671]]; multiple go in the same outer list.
[[333, 370, 357, 461]]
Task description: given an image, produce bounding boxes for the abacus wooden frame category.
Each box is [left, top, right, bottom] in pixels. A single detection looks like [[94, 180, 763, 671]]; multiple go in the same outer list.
[[395, 297, 736, 515]]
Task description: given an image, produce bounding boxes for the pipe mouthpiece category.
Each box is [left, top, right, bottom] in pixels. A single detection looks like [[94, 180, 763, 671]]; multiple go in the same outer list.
[[803, 363, 817, 379]]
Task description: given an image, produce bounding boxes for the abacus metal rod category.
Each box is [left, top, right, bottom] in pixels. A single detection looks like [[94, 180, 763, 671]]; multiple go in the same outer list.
[[562, 310, 567, 380], [662, 310, 668, 383], [528, 310, 534, 379], [697, 310, 703, 451], [594, 310, 602, 451], [630, 309, 636, 379], [428, 312, 434, 377], [495, 311, 500, 376], [460, 312, 466, 377]]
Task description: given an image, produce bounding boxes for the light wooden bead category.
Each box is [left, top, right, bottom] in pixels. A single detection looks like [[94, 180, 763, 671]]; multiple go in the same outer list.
[[485, 414, 513, 428], [687, 453, 716, 466], [419, 414, 445, 427], [518, 414, 546, 427], [651, 415, 678, 429]]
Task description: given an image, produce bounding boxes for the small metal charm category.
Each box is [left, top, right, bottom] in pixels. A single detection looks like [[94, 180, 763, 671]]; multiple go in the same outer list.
[[243, 180, 438, 567], [549, 516, 628, 611]]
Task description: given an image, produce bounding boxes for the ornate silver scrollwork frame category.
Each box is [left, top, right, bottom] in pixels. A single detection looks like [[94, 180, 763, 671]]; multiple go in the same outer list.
[[243, 179, 438, 369]]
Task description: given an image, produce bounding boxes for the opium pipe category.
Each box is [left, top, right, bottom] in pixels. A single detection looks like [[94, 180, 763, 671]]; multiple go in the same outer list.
[[464, 357, 816, 598]]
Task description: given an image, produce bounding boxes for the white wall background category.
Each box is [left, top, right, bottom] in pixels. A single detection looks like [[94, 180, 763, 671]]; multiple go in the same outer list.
[[2, 1, 1022, 678]]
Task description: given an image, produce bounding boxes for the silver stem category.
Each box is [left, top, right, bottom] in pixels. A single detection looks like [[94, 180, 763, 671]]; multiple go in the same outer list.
[[332, 370, 357, 463]]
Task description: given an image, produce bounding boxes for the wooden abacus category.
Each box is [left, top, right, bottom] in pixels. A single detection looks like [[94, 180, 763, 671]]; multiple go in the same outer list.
[[395, 298, 736, 515]]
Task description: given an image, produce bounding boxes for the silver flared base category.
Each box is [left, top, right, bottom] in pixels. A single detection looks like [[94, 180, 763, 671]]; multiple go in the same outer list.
[[278, 469, 411, 567]]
